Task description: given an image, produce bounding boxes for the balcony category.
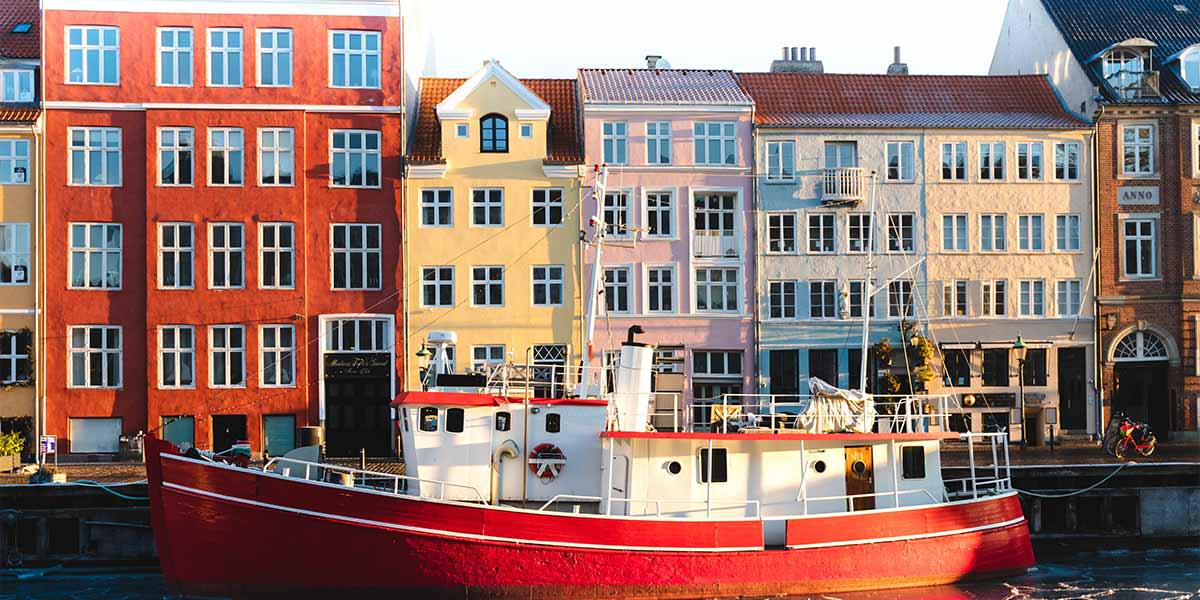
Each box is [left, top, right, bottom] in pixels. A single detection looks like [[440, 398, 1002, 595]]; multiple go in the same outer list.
[[1107, 70, 1161, 100], [821, 167, 865, 204], [693, 229, 739, 258]]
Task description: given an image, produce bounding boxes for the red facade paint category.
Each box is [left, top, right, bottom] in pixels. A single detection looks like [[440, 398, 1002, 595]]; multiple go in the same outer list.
[[42, 7, 404, 455]]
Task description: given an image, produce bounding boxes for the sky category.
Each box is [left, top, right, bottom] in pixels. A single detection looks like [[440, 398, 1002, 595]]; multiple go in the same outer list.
[[421, 0, 1010, 78]]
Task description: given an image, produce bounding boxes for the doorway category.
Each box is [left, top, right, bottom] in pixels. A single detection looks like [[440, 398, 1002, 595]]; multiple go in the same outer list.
[[1113, 362, 1169, 441], [212, 415, 247, 453], [325, 376, 392, 456], [769, 350, 799, 401], [844, 445, 875, 511], [1057, 347, 1087, 430]]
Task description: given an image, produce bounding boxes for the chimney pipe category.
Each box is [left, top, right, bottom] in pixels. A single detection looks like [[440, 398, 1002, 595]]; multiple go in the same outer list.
[[894, 46, 902, 63], [809, 47, 817, 61], [645, 54, 662, 69], [797, 47, 805, 61], [792, 47, 799, 61], [781, 46, 789, 60]]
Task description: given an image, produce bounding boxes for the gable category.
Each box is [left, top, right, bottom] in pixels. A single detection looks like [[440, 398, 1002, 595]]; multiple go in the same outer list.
[[436, 60, 551, 121]]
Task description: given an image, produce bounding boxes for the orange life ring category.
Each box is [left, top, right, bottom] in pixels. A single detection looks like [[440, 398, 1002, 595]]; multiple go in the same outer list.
[[528, 443, 566, 482]]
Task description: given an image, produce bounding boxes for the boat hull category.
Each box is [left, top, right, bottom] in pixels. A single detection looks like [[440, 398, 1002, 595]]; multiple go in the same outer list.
[[146, 438, 1034, 599]]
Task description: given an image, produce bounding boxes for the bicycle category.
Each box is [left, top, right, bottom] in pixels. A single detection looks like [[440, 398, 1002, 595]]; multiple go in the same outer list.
[[1103, 413, 1156, 460]]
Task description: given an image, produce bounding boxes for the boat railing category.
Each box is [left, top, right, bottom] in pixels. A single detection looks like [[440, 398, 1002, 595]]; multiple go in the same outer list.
[[793, 487, 942, 515], [537, 494, 761, 518], [263, 456, 487, 503], [688, 393, 960, 434], [946, 431, 1013, 500]]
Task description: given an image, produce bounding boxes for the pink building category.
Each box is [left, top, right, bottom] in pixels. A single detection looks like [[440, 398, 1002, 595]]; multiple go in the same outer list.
[[578, 68, 755, 422]]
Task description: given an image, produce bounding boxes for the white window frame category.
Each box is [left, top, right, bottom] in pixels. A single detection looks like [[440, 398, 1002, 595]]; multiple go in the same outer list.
[[647, 121, 671, 165], [258, 128, 294, 186], [158, 325, 195, 389], [157, 127, 194, 187], [888, 280, 914, 319], [768, 280, 797, 320], [0, 223, 30, 286], [330, 129, 382, 189], [209, 324, 246, 388], [532, 188, 564, 227], [1055, 141, 1081, 181], [694, 267, 740, 314], [68, 127, 122, 187], [330, 223, 382, 290], [943, 279, 968, 318], [1019, 279, 1045, 317], [982, 280, 1007, 317], [260, 324, 296, 387], [693, 121, 737, 166], [602, 121, 627, 165], [809, 279, 837, 320], [330, 30, 382, 89], [980, 214, 1007, 252], [1018, 214, 1045, 252], [471, 265, 504, 307], [259, 222, 294, 289], [1056, 214, 1081, 252], [421, 266, 454, 308], [455, 123, 469, 138], [1120, 215, 1158, 280], [471, 188, 504, 227], [886, 213, 915, 254], [847, 213, 873, 254], [978, 141, 1005, 181], [603, 190, 632, 238], [1016, 141, 1044, 181], [208, 222, 245, 290], [208, 127, 243, 186], [849, 280, 875, 319], [256, 28, 292, 87], [0, 139, 30, 185], [766, 140, 795, 181], [1120, 123, 1155, 177], [940, 141, 967, 181], [603, 266, 632, 314], [0, 330, 30, 384], [65, 26, 119, 85], [942, 214, 968, 252], [156, 27, 192, 87], [0, 69, 34, 102], [206, 27, 243, 87], [645, 264, 677, 314], [519, 123, 533, 138], [885, 140, 915, 182], [68, 325, 122, 388], [1182, 46, 1200, 90], [807, 213, 835, 254], [766, 212, 796, 254], [69, 223, 122, 290], [421, 188, 453, 227], [644, 190, 675, 239], [472, 345, 506, 371], [158, 222, 194, 290], [532, 265, 565, 307], [1056, 279, 1082, 317]]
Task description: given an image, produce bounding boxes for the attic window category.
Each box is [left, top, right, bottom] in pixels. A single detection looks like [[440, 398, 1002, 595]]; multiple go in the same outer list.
[[11, 23, 32, 34], [1181, 47, 1200, 89], [1176, 4, 1189, 12]]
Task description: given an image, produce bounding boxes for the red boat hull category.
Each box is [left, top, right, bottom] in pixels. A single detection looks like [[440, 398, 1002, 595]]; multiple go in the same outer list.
[[146, 438, 1034, 598]]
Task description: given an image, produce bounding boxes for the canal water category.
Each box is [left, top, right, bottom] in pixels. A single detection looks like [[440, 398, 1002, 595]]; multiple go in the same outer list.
[[1, 547, 1196, 599]]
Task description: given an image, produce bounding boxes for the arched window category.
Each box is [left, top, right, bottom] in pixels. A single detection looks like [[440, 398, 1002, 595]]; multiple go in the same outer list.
[[1180, 47, 1200, 90], [480, 114, 508, 153], [1113, 331, 1169, 362]]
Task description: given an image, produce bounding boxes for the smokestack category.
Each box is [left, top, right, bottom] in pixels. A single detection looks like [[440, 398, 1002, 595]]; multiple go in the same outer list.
[[645, 54, 662, 69], [770, 44, 824, 73], [781, 46, 789, 60], [887, 45, 909, 75], [798, 47, 806, 61], [791, 47, 799, 61], [809, 47, 817, 61]]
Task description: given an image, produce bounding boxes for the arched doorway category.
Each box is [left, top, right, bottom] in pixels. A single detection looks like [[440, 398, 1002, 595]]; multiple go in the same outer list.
[[1111, 330, 1170, 439]]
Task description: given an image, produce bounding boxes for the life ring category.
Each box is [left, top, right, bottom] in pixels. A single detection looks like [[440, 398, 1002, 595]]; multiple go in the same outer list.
[[528, 443, 566, 482]]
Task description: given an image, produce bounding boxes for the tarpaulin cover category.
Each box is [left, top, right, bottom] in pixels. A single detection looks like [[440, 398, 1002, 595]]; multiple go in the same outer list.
[[792, 378, 876, 433]]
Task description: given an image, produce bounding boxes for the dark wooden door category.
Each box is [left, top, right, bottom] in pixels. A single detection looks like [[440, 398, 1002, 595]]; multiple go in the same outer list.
[[1057, 347, 1087, 430], [325, 378, 392, 457], [1114, 363, 1168, 441], [212, 415, 247, 453], [844, 445, 875, 511]]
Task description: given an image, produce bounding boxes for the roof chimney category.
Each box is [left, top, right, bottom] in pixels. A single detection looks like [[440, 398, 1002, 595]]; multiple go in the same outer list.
[[791, 47, 799, 61], [770, 44, 824, 73], [646, 54, 662, 69], [887, 45, 909, 75], [781, 46, 789, 60]]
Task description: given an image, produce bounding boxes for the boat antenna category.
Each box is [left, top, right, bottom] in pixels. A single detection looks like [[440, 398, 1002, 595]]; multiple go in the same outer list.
[[858, 171, 879, 394], [576, 164, 609, 396]]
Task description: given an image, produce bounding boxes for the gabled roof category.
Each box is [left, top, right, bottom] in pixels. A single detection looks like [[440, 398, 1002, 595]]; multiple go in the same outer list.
[[437, 60, 551, 120], [1039, 0, 1200, 104], [0, 0, 39, 60], [735, 73, 1088, 130], [409, 77, 583, 165], [578, 69, 753, 106]]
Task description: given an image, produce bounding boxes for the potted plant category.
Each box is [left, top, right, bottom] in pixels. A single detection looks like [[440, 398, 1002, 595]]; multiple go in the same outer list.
[[0, 431, 23, 473]]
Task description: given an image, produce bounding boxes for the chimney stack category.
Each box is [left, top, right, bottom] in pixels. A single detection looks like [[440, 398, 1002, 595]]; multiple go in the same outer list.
[[770, 44, 824, 73], [781, 46, 789, 60], [646, 54, 662, 69], [809, 47, 817, 61], [791, 47, 799, 61], [887, 45, 909, 75]]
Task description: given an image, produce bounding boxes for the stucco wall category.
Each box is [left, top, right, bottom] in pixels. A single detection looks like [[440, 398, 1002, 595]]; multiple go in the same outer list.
[[0, 129, 36, 420]]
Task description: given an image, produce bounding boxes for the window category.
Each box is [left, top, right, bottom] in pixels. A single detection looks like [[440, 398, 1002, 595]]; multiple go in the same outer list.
[[207, 28, 243, 86], [158, 223, 193, 289], [981, 348, 1009, 387], [901, 447, 926, 479], [257, 29, 292, 86], [532, 265, 564, 306], [69, 223, 121, 289], [1057, 279, 1082, 316], [604, 267, 631, 313], [1019, 347, 1048, 386], [258, 128, 294, 185], [1017, 142, 1043, 180], [331, 224, 382, 290], [848, 214, 872, 253], [0, 140, 29, 185], [603, 191, 630, 237], [809, 280, 836, 319], [885, 141, 914, 181], [942, 214, 968, 252], [532, 189, 563, 226], [886, 213, 914, 253], [0, 330, 31, 384], [472, 188, 503, 227], [941, 142, 967, 180], [444, 408, 465, 433], [767, 213, 796, 253], [158, 326, 194, 388], [330, 31, 381, 88], [480, 114, 508, 153], [471, 266, 503, 306], [1019, 279, 1045, 317], [982, 280, 1007, 316], [766, 140, 795, 180], [0, 69, 34, 102], [888, 280, 913, 318], [647, 266, 675, 313], [158, 127, 194, 186], [209, 325, 245, 387], [979, 141, 1005, 180], [824, 141, 857, 169], [808, 214, 835, 253], [1122, 124, 1154, 176], [69, 128, 121, 186], [473, 345, 505, 371], [981, 214, 1007, 252], [324, 318, 390, 352], [544, 412, 561, 433], [693, 122, 736, 165], [943, 280, 968, 317], [647, 121, 671, 164], [157, 28, 192, 86], [421, 189, 453, 227], [261, 324, 295, 387], [693, 192, 736, 254], [419, 407, 438, 432], [422, 266, 453, 307], [1123, 218, 1156, 278], [1182, 47, 1200, 89], [66, 26, 119, 84], [943, 350, 971, 386], [694, 351, 742, 377], [208, 128, 243, 186], [495, 410, 511, 431], [1018, 215, 1044, 251], [455, 123, 468, 138], [645, 192, 673, 237], [768, 280, 796, 319], [519, 123, 532, 138], [331, 130, 381, 187], [598, 121, 628, 164], [0, 223, 28, 285], [698, 447, 728, 483], [69, 326, 121, 388], [1055, 142, 1080, 180], [1056, 214, 1081, 251], [260, 223, 294, 289], [695, 268, 739, 312], [209, 223, 244, 289], [1105, 48, 1151, 99], [849, 280, 874, 318]]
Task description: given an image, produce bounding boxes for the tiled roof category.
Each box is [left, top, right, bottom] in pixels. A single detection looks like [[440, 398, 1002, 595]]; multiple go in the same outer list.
[[1040, 0, 1200, 104], [409, 77, 582, 165], [579, 69, 753, 105], [0, 0, 39, 60], [735, 73, 1088, 129], [0, 106, 38, 122]]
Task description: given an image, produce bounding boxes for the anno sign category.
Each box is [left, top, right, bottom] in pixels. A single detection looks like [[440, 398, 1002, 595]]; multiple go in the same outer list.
[[324, 353, 391, 379], [1117, 186, 1159, 205]]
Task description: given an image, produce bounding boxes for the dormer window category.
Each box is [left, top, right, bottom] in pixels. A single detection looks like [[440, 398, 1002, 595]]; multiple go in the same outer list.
[[1179, 47, 1200, 90], [0, 69, 34, 102], [480, 114, 508, 153], [1103, 46, 1158, 99]]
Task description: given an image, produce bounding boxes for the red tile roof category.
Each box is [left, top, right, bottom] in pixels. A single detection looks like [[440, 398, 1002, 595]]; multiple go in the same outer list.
[[409, 77, 583, 165], [0, 0, 39, 60], [579, 69, 752, 105], [0, 107, 38, 123], [736, 73, 1088, 129]]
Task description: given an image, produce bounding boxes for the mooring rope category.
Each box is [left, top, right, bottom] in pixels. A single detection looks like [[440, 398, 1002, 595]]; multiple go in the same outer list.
[[59, 479, 150, 501], [1013, 461, 1134, 498]]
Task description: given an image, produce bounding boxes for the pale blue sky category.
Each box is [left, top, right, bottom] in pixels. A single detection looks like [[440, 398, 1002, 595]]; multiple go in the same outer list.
[[425, 0, 1010, 77]]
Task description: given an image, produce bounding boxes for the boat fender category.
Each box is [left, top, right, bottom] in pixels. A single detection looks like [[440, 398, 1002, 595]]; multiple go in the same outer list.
[[528, 443, 566, 483]]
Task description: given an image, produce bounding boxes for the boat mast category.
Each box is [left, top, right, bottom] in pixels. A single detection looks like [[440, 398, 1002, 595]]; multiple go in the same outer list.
[[858, 172, 879, 393], [578, 165, 609, 395]]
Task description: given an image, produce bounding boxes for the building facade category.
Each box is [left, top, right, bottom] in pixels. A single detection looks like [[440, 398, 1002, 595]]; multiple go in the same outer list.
[[404, 61, 584, 392], [992, 0, 1200, 440], [577, 68, 756, 423], [41, 0, 406, 457]]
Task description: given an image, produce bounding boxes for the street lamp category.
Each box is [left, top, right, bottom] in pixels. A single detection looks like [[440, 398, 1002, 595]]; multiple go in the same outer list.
[[415, 344, 432, 391], [1012, 334, 1028, 448]]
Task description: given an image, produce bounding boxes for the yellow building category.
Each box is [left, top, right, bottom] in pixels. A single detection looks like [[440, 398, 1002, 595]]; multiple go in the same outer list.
[[404, 61, 584, 388]]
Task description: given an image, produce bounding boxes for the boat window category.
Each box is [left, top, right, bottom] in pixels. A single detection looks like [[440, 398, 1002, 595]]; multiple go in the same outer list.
[[812, 460, 826, 474], [698, 448, 728, 483], [401, 408, 409, 431], [665, 460, 682, 475], [545, 413, 561, 433], [419, 407, 438, 432], [901, 446, 926, 479], [446, 408, 465, 433], [495, 411, 511, 432]]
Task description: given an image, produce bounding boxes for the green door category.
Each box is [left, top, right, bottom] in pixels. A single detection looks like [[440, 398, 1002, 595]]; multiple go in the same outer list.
[[264, 414, 297, 456]]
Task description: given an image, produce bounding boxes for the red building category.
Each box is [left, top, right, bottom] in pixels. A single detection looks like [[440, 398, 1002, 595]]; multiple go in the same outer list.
[[41, 0, 406, 457]]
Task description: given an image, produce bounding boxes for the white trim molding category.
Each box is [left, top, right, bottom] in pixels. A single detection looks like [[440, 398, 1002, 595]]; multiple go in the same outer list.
[[543, 165, 583, 179], [408, 164, 449, 179], [44, 0, 400, 16], [436, 60, 551, 121]]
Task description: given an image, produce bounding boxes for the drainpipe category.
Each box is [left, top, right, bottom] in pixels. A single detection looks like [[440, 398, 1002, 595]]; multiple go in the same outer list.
[[750, 121, 763, 397], [33, 118, 43, 464], [1090, 108, 1105, 440], [489, 439, 518, 505]]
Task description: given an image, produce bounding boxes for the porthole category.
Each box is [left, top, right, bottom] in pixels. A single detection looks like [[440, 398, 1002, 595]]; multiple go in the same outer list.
[[665, 460, 682, 475], [851, 460, 867, 476], [812, 460, 826, 474]]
